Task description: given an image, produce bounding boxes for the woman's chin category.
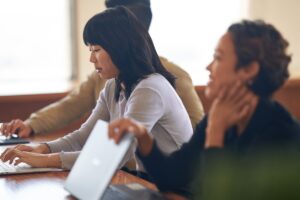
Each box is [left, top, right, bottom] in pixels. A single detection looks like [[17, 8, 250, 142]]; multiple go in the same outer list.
[[204, 88, 213, 100], [204, 87, 218, 101], [98, 73, 108, 79]]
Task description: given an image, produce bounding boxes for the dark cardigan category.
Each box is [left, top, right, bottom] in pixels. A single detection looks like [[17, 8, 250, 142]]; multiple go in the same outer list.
[[138, 98, 300, 197]]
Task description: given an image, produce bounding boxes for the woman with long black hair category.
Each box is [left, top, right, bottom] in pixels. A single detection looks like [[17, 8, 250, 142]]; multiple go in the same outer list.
[[0, 6, 193, 172]]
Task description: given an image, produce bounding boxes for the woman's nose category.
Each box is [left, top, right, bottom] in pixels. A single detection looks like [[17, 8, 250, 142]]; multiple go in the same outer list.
[[90, 54, 96, 63], [206, 61, 212, 71]]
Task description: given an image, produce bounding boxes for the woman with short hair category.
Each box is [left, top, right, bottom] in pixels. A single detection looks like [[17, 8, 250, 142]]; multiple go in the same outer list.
[[108, 20, 300, 198]]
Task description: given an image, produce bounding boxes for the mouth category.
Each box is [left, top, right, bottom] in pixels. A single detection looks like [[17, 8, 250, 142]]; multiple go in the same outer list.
[[95, 68, 102, 73], [207, 76, 213, 85]]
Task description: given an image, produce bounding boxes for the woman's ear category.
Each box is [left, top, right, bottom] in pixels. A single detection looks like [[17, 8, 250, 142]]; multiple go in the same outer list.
[[239, 61, 260, 82]]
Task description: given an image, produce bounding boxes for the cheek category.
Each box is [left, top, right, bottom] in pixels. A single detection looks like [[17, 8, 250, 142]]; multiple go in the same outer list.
[[206, 75, 241, 100], [100, 56, 109, 65], [106, 60, 119, 76], [206, 73, 235, 99]]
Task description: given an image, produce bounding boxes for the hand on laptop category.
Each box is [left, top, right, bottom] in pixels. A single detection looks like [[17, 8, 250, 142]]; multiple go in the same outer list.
[[0, 119, 33, 138], [0, 143, 60, 168], [108, 118, 154, 156]]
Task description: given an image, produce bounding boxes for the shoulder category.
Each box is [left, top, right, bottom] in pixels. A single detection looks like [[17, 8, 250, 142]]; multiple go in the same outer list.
[[130, 74, 176, 102], [269, 100, 298, 124], [135, 73, 172, 90], [264, 100, 300, 138], [159, 56, 191, 80]]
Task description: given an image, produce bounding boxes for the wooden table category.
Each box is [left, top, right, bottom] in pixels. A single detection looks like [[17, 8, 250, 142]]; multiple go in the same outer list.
[[0, 170, 157, 200], [0, 130, 157, 200]]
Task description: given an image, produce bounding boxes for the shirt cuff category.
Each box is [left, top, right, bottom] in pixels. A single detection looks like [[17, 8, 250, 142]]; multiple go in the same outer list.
[[24, 119, 40, 135], [46, 139, 65, 153], [59, 151, 79, 170], [137, 141, 164, 166]]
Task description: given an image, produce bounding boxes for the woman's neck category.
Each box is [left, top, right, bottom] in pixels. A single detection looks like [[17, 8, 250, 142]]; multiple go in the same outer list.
[[236, 95, 259, 135]]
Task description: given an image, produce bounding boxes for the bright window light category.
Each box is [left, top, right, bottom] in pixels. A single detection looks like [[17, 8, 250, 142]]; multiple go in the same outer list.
[[150, 0, 249, 85], [0, 0, 73, 95]]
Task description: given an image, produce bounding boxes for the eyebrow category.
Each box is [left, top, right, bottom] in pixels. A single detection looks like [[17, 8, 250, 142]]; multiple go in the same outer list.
[[90, 46, 101, 51]]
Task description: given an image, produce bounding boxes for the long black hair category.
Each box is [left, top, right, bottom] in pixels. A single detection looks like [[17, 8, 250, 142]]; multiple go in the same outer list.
[[83, 6, 175, 101]]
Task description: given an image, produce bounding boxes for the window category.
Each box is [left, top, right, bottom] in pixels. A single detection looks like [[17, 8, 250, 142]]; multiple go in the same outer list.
[[150, 0, 248, 85], [0, 0, 74, 95]]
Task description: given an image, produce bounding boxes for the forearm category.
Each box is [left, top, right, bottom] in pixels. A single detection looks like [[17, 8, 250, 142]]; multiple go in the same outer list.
[[46, 130, 86, 153], [46, 107, 102, 153], [45, 153, 62, 168], [59, 151, 80, 169], [25, 74, 100, 135], [137, 129, 154, 156], [137, 142, 199, 193], [35, 143, 51, 154], [137, 121, 206, 193], [26, 95, 94, 134], [39, 151, 79, 169], [204, 123, 226, 148]]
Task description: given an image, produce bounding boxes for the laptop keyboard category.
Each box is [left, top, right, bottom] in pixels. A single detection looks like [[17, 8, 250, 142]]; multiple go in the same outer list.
[[102, 186, 132, 200], [0, 160, 17, 173], [102, 185, 165, 200]]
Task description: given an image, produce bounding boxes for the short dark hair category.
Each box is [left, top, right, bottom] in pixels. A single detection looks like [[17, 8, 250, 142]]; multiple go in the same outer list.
[[105, 0, 150, 7], [105, 0, 152, 30], [228, 20, 291, 98], [83, 6, 175, 101]]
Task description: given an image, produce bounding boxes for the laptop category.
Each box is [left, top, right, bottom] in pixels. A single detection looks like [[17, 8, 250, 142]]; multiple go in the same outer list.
[[0, 134, 29, 146], [0, 122, 30, 145], [64, 120, 165, 200]]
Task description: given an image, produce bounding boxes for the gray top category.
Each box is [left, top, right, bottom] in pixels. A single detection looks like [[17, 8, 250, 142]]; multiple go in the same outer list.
[[47, 74, 193, 170]]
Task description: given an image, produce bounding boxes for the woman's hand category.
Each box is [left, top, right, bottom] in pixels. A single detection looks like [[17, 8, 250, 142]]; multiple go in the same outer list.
[[0, 144, 60, 168], [205, 81, 255, 148], [108, 118, 154, 156], [0, 119, 33, 138], [4, 151, 60, 168], [1, 144, 50, 162], [1, 143, 50, 157]]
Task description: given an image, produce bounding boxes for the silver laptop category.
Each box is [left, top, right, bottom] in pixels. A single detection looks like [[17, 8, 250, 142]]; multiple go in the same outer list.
[[64, 120, 164, 200]]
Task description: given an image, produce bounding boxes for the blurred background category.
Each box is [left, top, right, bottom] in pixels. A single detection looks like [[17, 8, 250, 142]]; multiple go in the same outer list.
[[0, 0, 299, 95]]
